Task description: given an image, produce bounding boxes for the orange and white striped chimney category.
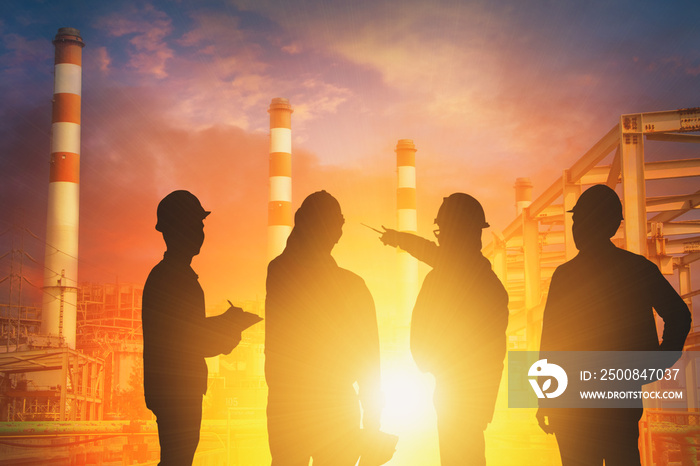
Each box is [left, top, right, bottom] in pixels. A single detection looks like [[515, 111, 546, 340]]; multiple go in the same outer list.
[[42, 27, 84, 349], [267, 98, 293, 260], [396, 139, 418, 329], [514, 177, 533, 216]]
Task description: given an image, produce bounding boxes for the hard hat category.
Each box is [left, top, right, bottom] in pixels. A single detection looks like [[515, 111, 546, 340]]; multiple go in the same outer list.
[[568, 184, 623, 222], [155, 190, 210, 232], [294, 190, 343, 228], [435, 193, 489, 229]]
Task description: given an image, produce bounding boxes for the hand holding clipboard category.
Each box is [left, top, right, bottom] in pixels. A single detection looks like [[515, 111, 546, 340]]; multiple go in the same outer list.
[[224, 300, 263, 332]]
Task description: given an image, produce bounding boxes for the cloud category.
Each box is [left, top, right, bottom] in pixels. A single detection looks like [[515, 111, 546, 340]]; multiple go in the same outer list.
[[0, 33, 51, 67], [0, 73, 425, 312], [5, 0, 699, 310], [637, 55, 700, 77], [282, 43, 302, 55], [178, 13, 247, 50], [92, 10, 267, 128], [95, 9, 358, 136], [227, 1, 595, 172], [292, 79, 351, 124], [0, 78, 378, 304], [95, 46, 111, 73], [228, 0, 698, 161], [97, 4, 174, 78], [0, 87, 268, 301]]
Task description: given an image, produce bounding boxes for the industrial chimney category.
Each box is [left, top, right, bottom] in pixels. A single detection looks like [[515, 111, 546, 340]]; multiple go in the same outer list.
[[42, 27, 84, 349], [514, 177, 533, 216], [267, 98, 293, 260], [396, 139, 418, 332]]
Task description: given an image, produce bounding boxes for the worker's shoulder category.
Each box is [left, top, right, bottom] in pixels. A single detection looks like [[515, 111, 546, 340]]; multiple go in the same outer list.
[[616, 249, 664, 286], [335, 266, 368, 288], [143, 259, 196, 301], [266, 253, 296, 275], [555, 245, 656, 276], [144, 260, 167, 288], [267, 254, 283, 269], [549, 254, 583, 286], [265, 254, 298, 285], [554, 253, 581, 271], [598, 246, 659, 278], [612, 246, 655, 265], [145, 258, 190, 283]]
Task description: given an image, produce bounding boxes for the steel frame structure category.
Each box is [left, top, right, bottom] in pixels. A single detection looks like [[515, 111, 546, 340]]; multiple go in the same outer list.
[[484, 108, 700, 466], [0, 347, 104, 422], [485, 108, 700, 349], [76, 282, 144, 419]]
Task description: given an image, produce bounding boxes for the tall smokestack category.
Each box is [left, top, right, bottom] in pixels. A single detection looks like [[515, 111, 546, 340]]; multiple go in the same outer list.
[[42, 27, 84, 349], [267, 98, 293, 260], [396, 139, 418, 331], [514, 177, 533, 216]]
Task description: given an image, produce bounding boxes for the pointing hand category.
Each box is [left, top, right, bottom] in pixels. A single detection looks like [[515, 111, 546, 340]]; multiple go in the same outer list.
[[379, 226, 399, 247]]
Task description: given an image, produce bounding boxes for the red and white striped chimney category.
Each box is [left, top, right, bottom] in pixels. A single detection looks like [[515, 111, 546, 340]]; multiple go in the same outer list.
[[267, 98, 293, 260], [42, 27, 84, 349], [396, 139, 418, 329]]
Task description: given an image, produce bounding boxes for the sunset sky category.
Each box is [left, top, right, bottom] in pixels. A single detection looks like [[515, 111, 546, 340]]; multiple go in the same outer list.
[[1, 2, 699, 464], [1, 0, 699, 309]]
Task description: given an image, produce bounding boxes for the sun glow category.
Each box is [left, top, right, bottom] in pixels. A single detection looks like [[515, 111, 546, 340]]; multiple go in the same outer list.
[[376, 357, 441, 464], [381, 362, 434, 429], [376, 355, 561, 465]]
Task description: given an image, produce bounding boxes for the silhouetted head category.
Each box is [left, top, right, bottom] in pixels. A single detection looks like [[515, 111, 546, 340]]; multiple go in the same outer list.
[[287, 191, 344, 255], [156, 190, 210, 257], [434, 193, 489, 252], [569, 184, 623, 251]]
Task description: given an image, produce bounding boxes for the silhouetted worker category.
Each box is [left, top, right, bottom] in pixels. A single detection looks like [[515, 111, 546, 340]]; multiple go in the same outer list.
[[265, 190, 384, 465], [142, 190, 244, 465], [537, 184, 691, 466], [381, 193, 508, 466]]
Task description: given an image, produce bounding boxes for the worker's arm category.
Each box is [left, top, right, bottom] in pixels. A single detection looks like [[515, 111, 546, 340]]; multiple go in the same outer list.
[[380, 228, 439, 267], [648, 263, 691, 352], [147, 272, 242, 358], [199, 310, 243, 357]]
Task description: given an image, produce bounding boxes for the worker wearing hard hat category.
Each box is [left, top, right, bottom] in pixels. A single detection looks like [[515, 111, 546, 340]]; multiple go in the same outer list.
[[142, 190, 259, 466], [380, 193, 509, 465], [537, 184, 691, 465], [265, 191, 386, 465]]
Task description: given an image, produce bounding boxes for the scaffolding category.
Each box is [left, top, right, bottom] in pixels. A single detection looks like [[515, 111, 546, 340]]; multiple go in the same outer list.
[[76, 282, 144, 419], [0, 347, 104, 422], [484, 108, 700, 349], [77, 282, 143, 354], [0, 282, 141, 423], [0, 304, 41, 352], [0, 227, 42, 352], [484, 108, 700, 465]]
